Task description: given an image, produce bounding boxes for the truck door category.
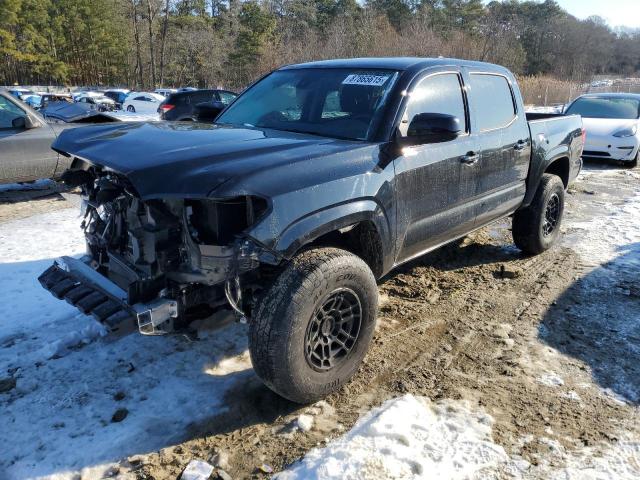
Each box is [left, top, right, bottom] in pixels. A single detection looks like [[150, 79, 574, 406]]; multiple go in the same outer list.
[[394, 70, 479, 264], [0, 95, 57, 183], [466, 72, 531, 226]]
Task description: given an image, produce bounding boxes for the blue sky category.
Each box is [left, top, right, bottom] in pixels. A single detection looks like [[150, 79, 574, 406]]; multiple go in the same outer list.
[[545, 0, 640, 28]]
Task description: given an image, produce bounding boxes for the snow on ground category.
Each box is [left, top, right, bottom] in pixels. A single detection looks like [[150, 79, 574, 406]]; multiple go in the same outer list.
[[524, 104, 565, 114], [276, 395, 510, 480], [555, 167, 640, 404], [0, 208, 250, 479], [567, 169, 640, 268], [0, 179, 57, 193], [105, 111, 160, 122], [278, 394, 640, 479]]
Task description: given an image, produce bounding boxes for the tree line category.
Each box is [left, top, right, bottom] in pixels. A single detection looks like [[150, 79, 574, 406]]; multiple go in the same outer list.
[[1, 0, 639, 90]]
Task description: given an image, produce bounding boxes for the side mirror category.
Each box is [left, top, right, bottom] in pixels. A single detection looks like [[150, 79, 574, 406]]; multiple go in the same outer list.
[[401, 113, 462, 145], [12, 115, 36, 129], [12, 116, 26, 129], [194, 101, 225, 122]]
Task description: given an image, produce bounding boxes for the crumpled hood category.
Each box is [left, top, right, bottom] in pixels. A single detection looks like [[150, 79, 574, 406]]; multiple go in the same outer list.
[[582, 118, 639, 137], [52, 121, 363, 199]]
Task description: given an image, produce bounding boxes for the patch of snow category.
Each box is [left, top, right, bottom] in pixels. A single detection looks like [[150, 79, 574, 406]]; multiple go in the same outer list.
[[0, 178, 56, 192], [0, 208, 251, 479], [276, 395, 509, 480], [180, 459, 215, 480], [106, 111, 160, 122], [525, 105, 564, 114], [561, 390, 582, 402], [526, 436, 640, 479], [306, 400, 334, 416], [296, 414, 315, 432], [557, 170, 640, 404], [537, 372, 565, 387], [278, 394, 640, 479]]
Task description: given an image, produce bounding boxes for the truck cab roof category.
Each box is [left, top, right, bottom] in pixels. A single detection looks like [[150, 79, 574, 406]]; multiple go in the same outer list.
[[281, 57, 510, 74]]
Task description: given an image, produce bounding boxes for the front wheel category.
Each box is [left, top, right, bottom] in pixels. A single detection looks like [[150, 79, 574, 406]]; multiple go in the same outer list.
[[249, 248, 378, 403], [512, 173, 565, 255], [126, 105, 135, 112]]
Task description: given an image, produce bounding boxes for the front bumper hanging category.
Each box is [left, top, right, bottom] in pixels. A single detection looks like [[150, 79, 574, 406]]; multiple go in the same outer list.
[[38, 256, 177, 334]]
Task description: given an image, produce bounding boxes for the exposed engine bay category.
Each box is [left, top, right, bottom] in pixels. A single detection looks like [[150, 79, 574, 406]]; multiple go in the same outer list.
[[41, 160, 273, 335]]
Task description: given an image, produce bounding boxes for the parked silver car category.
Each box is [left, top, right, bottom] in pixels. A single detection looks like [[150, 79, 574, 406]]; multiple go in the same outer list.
[[0, 90, 134, 185], [0, 90, 68, 184]]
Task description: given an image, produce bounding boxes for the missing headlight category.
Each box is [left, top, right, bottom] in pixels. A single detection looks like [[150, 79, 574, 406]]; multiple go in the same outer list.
[[186, 196, 268, 245]]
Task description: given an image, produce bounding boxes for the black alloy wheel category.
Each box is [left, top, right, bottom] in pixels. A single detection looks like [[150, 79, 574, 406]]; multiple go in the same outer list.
[[304, 288, 362, 372]]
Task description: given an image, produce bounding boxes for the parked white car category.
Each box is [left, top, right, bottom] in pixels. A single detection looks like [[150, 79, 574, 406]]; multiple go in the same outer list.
[[123, 92, 165, 113], [565, 93, 640, 166], [154, 88, 177, 97]]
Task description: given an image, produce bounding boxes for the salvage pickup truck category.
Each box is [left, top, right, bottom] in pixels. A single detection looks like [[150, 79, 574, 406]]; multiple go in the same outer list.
[[39, 58, 584, 403]]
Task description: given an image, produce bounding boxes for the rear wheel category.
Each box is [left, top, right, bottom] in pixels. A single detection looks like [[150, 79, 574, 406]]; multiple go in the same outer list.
[[512, 173, 565, 255], [126, 105, 135, 112], [249, 248, 378, 403]]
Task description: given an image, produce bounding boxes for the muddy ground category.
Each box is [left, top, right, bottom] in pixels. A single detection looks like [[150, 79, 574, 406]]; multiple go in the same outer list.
[[2, 161, 638, 479]]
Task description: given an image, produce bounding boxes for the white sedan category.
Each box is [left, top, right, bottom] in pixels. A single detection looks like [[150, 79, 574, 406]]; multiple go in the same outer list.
[[123, 92, 165, 114], [565, 93, 640, 166]]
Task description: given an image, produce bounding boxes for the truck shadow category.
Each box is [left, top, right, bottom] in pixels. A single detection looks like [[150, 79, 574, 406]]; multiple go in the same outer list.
[[538, 242, 640, 405]]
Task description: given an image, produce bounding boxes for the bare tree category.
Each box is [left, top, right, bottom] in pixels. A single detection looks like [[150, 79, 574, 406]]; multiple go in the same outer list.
[[158, 0, 170, 85], [129, 0, 145, 88], [146, 0, 160, 87]]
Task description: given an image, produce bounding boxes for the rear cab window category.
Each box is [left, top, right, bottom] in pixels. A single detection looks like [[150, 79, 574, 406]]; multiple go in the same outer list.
[[469, 73, 517, 131]]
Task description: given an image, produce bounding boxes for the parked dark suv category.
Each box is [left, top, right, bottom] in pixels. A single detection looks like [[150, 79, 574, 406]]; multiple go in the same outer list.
[[158, 89, 237, 121]]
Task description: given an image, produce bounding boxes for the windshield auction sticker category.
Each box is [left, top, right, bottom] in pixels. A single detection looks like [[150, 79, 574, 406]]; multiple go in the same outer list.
[[342, 74, 390, 87]]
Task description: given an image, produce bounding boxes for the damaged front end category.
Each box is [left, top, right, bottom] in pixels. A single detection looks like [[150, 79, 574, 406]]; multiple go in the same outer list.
[[39, 160, 275, 335]]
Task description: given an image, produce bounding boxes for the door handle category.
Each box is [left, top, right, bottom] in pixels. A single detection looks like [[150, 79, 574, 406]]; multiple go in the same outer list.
[[461, 152, 479, 165], [514, 140, 528, 151]]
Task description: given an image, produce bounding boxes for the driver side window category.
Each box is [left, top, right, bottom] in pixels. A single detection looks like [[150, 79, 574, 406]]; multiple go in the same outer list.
[[0, 96, 26, 129], [400, 73, 467, 136]]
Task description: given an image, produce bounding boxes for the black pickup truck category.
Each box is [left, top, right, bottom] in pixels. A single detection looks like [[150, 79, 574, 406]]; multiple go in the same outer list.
[[39, 58, 584, 403]]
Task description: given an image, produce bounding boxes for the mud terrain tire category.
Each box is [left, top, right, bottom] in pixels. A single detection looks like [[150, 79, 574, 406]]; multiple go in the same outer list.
[[249, 248, 378, 403], [512, 173, 565, 255]]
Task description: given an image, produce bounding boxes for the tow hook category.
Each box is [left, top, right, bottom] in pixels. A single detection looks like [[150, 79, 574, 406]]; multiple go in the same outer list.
[[134, 298, 179, 335], [225, 276, 248, 324]]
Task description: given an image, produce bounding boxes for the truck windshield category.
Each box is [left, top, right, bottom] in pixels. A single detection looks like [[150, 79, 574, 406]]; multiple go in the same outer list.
[[216, 68, 399, 141], [565, 97, 640, 119]]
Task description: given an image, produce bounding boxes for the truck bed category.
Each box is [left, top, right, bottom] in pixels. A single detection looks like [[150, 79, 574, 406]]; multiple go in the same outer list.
[[523, 113, 583, 207]]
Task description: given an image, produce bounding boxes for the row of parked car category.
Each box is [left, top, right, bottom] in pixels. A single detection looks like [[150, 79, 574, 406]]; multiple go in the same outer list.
[[0, 86, 239, 184], [7, 87, 238, 120]]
